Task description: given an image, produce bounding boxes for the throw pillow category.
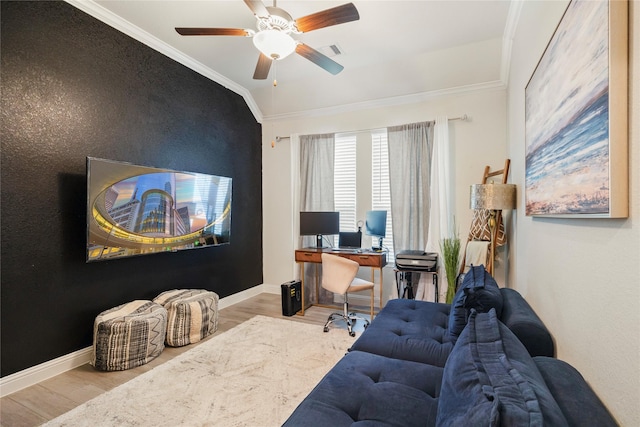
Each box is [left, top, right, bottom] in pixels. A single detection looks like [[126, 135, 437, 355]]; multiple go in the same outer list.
[[469, 209, 507, 246], [447, 265, 503, 343], [437, 309, 500, 427], [436, 309, 568, 427]]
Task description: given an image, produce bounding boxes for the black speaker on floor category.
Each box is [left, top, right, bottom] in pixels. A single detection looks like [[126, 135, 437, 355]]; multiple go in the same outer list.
[[281, 280, 302, 316]]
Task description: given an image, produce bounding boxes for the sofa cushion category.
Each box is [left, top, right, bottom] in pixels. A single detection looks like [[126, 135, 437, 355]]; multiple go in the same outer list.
[[533, 357, 617, 426], [437, 309, 567, 426], [283, 350, 442, 427], [499, 288, 555, 357], [448, 264, 503, 343], [349, 298, 454, 366], [357, 382, 438, 426]]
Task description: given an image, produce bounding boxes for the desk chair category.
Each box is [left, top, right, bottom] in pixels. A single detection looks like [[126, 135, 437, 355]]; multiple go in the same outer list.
[[321, 253, 375, 337]]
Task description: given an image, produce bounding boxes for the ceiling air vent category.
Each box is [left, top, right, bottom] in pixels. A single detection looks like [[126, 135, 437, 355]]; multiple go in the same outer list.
[[317, 44, 343, 57]]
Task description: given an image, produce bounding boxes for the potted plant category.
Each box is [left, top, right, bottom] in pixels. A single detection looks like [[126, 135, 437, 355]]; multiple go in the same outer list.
[[440, 230, 461, 304]]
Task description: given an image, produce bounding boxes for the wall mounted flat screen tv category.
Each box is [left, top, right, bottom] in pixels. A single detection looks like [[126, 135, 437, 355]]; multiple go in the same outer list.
[[86, 157, 232, 262]]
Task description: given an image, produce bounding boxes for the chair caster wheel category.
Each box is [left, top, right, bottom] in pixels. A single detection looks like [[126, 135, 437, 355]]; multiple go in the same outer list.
[[323, 327, 329, 333], [349, 331, 356, 337], [363, 324, 369, 330]]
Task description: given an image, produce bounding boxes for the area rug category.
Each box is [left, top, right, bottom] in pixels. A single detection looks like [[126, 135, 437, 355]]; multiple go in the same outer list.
[[44, 315, 356, 427]]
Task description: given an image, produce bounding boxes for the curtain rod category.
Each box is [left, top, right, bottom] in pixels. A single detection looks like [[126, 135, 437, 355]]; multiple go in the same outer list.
[[274, 114, 468, 142]]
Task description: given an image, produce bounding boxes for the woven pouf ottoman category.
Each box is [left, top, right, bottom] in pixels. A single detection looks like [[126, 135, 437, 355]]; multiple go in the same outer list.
[[153, 289, 219, 347], [91, 300, 167, 372]]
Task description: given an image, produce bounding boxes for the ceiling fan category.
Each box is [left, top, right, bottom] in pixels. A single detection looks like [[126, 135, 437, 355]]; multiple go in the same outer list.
[[175, 0, 360, 80]]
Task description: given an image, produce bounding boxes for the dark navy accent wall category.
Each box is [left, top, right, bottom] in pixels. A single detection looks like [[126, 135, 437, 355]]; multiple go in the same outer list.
[[1, 1, 263, 376]]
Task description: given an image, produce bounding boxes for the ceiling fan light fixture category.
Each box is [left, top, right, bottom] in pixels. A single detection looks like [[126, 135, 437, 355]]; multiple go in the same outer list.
[[252, 29, 296, 60]]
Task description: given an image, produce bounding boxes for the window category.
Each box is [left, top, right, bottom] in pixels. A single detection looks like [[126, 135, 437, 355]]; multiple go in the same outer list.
[[372, 130, 395, 260], [334, 135, 357, 231], [334, 131, 395, 259]]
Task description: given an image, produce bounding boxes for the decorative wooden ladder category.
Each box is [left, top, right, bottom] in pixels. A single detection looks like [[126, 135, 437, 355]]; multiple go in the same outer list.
[[460, 159, 511, 276]]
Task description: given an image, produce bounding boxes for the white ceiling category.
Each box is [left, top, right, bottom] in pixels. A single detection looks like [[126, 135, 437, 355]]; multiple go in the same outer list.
[[70, 0, 516, 122]]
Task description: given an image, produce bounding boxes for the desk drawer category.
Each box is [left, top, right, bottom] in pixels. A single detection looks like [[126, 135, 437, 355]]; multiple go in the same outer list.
[[295, 251, 322, 263], [342, 253, 385, 267], [295, 250, 386, 268]]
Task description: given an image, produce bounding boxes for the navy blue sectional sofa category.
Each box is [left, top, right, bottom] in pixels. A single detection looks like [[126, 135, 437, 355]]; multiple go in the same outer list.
[[283, 266, 616, 426]]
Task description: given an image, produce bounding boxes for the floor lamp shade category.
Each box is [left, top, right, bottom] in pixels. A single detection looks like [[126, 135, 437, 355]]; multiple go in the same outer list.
[[469, 184, 517, 211], [469, 183, 516, 276]]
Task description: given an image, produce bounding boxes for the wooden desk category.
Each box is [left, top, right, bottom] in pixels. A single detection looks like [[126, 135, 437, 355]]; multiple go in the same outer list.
[[294, 248, 387, 315]]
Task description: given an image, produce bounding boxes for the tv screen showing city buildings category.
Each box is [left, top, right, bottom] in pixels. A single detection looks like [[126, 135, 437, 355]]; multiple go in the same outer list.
[[86, 157, 232, 262]]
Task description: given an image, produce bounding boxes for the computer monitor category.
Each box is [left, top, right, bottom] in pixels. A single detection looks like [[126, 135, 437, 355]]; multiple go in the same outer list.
[[365, 210, 387, 251], [338, 231, 362, 249], [300, 211, 340, 248]]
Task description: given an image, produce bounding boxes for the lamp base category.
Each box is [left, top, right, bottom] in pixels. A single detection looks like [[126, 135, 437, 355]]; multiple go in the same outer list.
[[488, 210, 497, 276]]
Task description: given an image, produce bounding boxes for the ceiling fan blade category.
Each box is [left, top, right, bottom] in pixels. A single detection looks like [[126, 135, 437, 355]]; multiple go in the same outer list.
[[295, 3, 359, 33], [175, 28, 250, 36], [253, 53, 272, 80], [295, 43, 344, 75], [243, 0, 270, 18]]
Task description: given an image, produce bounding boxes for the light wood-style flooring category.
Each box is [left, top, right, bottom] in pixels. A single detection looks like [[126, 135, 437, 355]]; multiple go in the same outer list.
[[0, 293, 356, 427]]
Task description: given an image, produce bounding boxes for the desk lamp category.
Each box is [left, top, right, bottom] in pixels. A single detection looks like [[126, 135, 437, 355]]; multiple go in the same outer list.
[[469, 183, 516, 275]]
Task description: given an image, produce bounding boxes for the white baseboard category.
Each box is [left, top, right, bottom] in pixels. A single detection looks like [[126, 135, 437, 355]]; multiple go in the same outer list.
[[1, 284, 278, 398], [0, 346, 94, 398], [217, 283, 278, 309]]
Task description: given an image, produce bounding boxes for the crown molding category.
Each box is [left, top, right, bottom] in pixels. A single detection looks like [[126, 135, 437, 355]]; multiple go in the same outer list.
[[262, 80, 507, 122], [264, 0, 523, 123], [500, 0, 524, 85], [64, 0, 264, 123], [64, 0, 522, 125]]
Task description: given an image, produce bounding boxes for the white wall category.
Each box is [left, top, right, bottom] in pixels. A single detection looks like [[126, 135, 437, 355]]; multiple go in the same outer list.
[[262, 87, 508, 303], [507, 1, 640, 425]]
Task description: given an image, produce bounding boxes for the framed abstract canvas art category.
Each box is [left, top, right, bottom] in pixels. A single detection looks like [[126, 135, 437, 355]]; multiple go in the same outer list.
[[525, 0, 628, 218]]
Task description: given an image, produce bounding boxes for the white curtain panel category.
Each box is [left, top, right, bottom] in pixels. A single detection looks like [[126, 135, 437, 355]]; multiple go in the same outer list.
[[387, 121, 435, 252], [298, 133, 335, 305], [387, 122, 435, 300], [299, 133, 335, 212], [290, 133, 301, 280], [424, 116, 453, 302]]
